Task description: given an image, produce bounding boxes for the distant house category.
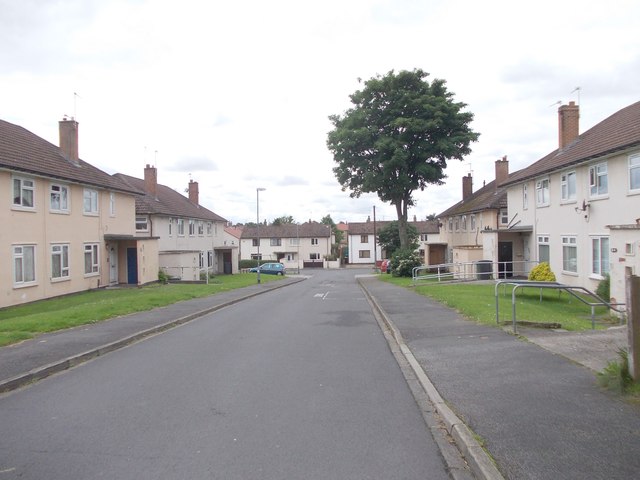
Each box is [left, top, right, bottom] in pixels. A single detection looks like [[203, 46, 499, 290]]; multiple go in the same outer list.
[[0, 118, 157, 308], [346, 219, 440, 265], [240, 222, 333, 269], [114, 165, 234, 280], [437, 158, 523, 277], [501, 100, 640, 305]]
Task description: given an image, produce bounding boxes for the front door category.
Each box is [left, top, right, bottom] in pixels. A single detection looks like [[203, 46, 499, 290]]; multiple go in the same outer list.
[[109, 246, 118, 284], [498, 242, 513, 279], [223, 252, 232, 274], [126, 247, 138, 285]]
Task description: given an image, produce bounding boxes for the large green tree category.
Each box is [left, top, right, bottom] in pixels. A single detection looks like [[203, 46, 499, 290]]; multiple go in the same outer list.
[[272, 215, 295, 226], [377, 221, 418, 257], [327, 69, 479, 248]]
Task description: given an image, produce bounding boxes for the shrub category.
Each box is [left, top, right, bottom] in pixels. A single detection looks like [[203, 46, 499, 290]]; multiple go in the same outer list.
[[158, 269, 169, 284], [596, 274, 610, 301], [528, 262, 556, 282], [389, 248, 422, 277], [597, 349, 633, 393], [240, 259, 260, 269]]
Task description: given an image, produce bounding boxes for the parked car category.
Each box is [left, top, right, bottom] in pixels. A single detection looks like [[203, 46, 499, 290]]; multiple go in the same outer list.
[[249, 262, 286, 275]]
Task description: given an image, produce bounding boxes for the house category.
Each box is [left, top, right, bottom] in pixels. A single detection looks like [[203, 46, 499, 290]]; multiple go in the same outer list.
[[240, 222, 333, 269], [114, 165, 235, 280], [346, 219, 441, 265], [501, 100, 640, 305], [0, 118, 158, 308], [437, 157, 528, 277]]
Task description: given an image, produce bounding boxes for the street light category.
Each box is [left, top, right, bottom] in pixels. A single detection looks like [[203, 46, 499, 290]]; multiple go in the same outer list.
[[256, 187, 266, 284]]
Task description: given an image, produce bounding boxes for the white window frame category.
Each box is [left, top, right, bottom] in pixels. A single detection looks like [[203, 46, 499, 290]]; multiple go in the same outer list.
[[311, 238, 319, 245], [629, 153, 640, 193], [537, 235, 550, 264], [591, 236, 610, 278], [358, 250, 370, 259], [83, 188, 99, 214], [448, 218, 453, 231], [589, 162, 608, 197], [461, 215, 467, 231], [522, 183, 528, 210], [188, 220, 195, 236], [168, 218, 173, 236], [499, 208, 509, 225], [536, 177, 550, 207], [470, 214, 476, 231], [625, 242, 635, 256], [270, 238, 282, 247], [310, 253, 321, 260], [360, 235, 369, 243], [13, 245, 36, 286], [177, 218, 185, 236], [561, 170, 576, 202], [561, 236, 578, 274], [135, 216, 148, 232], [50, 183, 69, 213], [109, 192, 116, 216], [198, 221, 204, 236], [84, 243, 100, 276], [12, 176, 35, 209], [289, 238, 300, 246], [207, 250, 213, 268], [206, 222, 212, 235], [51, 243, 70, 280]]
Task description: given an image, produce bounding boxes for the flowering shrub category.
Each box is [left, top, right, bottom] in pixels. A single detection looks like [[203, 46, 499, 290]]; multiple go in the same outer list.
[[390, 248, 423, 277], [528, 262, 556, 282]]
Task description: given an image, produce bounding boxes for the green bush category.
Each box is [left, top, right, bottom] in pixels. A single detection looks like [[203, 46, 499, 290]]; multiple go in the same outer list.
[[596, 274, 610, 301], [528, 262, 556, 282], [390, 248, 422, 277], [158, 269, 169, 284], [239, 259, 260, 269], [598, 349, 633, 393]]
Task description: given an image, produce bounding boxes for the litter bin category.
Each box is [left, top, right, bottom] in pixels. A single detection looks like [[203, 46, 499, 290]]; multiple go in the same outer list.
[[475, 260, 493, 280]]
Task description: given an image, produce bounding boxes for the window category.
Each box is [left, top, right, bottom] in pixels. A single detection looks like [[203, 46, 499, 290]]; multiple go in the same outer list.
[[135, 216, 148, 231], [461, 215, 467, 231], [589, 162, 608, 197], [360, 235, 369, 243], [84, 243, 99, 275], [358, 250, 371, 259], [199, 252, 205, 268], [188, 220, 195, 236], [252, 238, 259, 247], [270, 238, 282, 246], [420, 234, 428, 241], [169, 218, 173, 236], [536, 177, 550, 206], [83, 189, 99, 214], [289, 238, 300, 246], [448, 218, 453, 232], [207, 222, 212, 235], [470, 214, 476, 231], [207, 251, 213, 268], [500, 208, 509, 225], [198, 221, 204, 236], [523, 184, 528, 210], [50, 184, 69, 212], [625, 242, 635, 255], [454, 217, 459, 231], [13, 177, 34, 208], [562, 236, 577, 273], [177, 219, 185, 236], [629, 153, 640, 192], [311, 238, 318, 245], [109, 192, 116, 216], [310, 253, 320, 260], [51, 244, 70, 280], [591, 236, 610, 277], [13, 245, 36, 285], [537, 235, 550, 264], [561, 171, 576, 201]]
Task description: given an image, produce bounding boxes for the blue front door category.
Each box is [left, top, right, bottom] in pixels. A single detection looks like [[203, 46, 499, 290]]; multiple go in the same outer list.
[[126, 248, 138, 284]]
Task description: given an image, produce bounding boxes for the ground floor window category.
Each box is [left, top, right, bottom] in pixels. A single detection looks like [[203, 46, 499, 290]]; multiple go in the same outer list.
[[359, 250, 371, 259], [51, 244, 70, 279], [591, 236, 610, 277], [13, 245, 36, 285], [537, 235, 550, 264], [84, 243, 99, 275], [562, 236, 577, 273], [310, 253, 320, 260], [207, 251, 213, 268]]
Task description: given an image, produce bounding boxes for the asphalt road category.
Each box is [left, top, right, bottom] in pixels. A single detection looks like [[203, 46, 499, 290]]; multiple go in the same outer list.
[[0, 270, 450, 479]]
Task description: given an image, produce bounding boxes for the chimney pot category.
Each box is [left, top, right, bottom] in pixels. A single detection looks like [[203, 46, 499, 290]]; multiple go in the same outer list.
[[59, 119, 79, 164], [462, 173, 473, 200], [144, 164, 158, 198], [188, 179, 199, 205], [558, 102, 580, 149], [495, 156, 509, 187]]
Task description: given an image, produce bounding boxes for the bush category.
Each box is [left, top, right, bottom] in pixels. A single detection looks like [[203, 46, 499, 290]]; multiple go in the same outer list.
[[528, 262, 556, 282], [389, 248, 422, 277], [158, 270, 169, 284], [240, 259, 260, 269], [596, 274, 610, 301], [597, 349, 633, 393]]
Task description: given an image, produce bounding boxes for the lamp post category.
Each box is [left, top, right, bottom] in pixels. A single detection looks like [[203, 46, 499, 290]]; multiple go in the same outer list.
[[256, 187, 266, 284]]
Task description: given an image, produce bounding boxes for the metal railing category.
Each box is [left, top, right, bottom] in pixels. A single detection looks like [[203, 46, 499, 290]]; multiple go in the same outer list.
[[412, 260, 537, 284], [494, 279, 626, 333]]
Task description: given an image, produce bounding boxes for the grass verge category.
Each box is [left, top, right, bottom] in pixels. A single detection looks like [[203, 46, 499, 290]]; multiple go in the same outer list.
[[0, 273, 282, 347]]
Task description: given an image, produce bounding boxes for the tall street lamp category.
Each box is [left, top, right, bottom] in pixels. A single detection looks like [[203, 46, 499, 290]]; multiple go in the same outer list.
[[256, 187, 266, 284]]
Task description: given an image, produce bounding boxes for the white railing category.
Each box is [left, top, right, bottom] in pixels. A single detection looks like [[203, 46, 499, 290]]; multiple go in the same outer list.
[[412, 260, 538, 283]]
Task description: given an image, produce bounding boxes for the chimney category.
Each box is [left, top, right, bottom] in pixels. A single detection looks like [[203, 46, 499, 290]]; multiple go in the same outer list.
[[188, 179, 199, 205], [558, 101, 580, 149], [495, 155, 509, 187], [462, 173, 473, 200], [59, 118, 79, 164], [144, 164, 158, 198]]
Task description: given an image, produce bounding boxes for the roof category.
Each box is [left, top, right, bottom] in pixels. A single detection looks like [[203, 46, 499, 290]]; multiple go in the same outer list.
[[347, 220, 439, 235], [241, 222, 331, 239], [504, 100, 640, 186], [224, 226, 243, 238], [0, 119, 141, 194], [113, 173, 227, 222], [437, 179, 508, 217]]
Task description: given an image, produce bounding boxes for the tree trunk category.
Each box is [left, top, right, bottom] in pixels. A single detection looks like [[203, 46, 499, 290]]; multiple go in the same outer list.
[[395, 200, 409, 249]]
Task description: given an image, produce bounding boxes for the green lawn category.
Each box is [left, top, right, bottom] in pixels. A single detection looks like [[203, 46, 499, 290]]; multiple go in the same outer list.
[[0, 273, 282, 347], [380, 276, 617, 331]]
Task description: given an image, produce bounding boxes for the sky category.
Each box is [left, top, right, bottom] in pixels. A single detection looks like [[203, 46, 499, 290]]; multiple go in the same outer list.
[[1, 0, 639, 225]]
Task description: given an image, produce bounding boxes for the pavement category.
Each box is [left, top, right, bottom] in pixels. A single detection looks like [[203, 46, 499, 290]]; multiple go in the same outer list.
[[1, 274, 639, 480]]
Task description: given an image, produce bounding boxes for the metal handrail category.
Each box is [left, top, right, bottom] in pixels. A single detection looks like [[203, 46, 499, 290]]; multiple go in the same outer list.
[[412, 260, 537, 284]]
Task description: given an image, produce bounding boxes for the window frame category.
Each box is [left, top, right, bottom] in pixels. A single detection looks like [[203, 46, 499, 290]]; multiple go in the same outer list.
[[591, 236, 610, 278], [84, 243, 100, 276], [537, 235, 550, 264], [358, 250, 370, 259], [629, 153, 640, 193], [109, 192, 116, 216], [83, 188, 99, 215], [360, 235, 369, 243], [560, 170, 577, 202], [536, 177, 550, 207], [13, 244, 37, 286], [589, 162, 608, 197], [270, 238, 282, 247], [499, 208, 509, 225], [522, 183, 528, 210], [50, 183, 70, 213], [51, 243, 70, 280], [198, 221, 204, 236], [561, 236, 578, 274], [12, 176, 35, 209], [470, 214, 476, 231], [135, 216, 149, 232]]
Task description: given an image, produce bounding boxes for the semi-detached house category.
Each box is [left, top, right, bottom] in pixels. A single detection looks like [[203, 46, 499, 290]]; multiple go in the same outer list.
[[0, 118, 158, 308]]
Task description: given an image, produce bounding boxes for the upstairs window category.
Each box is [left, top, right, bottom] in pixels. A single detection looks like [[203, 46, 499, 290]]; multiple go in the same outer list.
[[311, 238, 319, 245], [561, 171, 576, 201], [207, 222, 212, 235], [522, 184, 528, 210], [13, 176, 35, 208], [136, 216, 148, 231], [198, 221, 204, 236], [470, 214, 476, 231], [629, 153, 640, 192], [83, 188, 99, 214], [360, 235, 369, 243], [589, 162, 608, 197], [177, 218, 185, 236], [536, 177, 550, 206], [189, 220, 195, 236], [50, 184, 69, 212], [270, 238, 282, 246], [109, 192, 116, 216], [500, 208, 509, 225]]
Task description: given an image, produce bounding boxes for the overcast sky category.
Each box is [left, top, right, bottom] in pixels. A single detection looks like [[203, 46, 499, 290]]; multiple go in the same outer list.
[[2, 0, 638, 225]]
